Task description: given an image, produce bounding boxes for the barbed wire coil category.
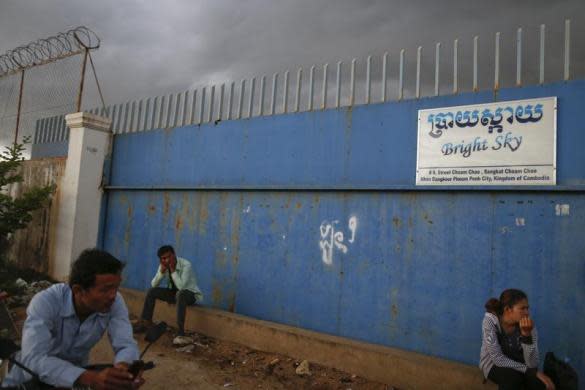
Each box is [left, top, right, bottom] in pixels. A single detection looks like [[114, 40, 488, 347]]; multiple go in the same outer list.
[[0, 26, 100, 78]]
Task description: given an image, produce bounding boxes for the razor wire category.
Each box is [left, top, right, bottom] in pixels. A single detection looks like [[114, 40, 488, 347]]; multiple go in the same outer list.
[[0, 26, 99, 78], [0, 27, 101, 151]]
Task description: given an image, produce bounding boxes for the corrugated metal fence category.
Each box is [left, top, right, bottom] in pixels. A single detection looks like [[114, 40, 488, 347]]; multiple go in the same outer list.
[[32, 19, 578, 156], [101, 80, 585, 380]]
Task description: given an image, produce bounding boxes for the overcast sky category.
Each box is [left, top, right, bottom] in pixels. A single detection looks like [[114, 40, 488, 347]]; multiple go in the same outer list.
[[0, 0, 584, 144]]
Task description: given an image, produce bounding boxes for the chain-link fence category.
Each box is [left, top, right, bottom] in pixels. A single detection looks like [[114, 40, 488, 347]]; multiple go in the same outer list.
[[0, 56, 83, 151]]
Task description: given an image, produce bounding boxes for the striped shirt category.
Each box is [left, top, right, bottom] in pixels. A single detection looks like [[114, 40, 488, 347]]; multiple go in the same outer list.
[[479, 312, 539, 378]]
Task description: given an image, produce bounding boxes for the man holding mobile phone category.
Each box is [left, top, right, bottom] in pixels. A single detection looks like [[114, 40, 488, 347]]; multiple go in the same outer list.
[[2, 249, 144, 390]]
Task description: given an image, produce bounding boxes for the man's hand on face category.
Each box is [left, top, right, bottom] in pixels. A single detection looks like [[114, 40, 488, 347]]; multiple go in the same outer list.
[[159, 252, 176, 273]]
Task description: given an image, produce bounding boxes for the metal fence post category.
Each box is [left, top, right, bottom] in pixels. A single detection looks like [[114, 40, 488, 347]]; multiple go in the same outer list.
[[473, 36, 479, 92], [453, 39, 458, 94], [283, 71, 289, 113], [350, 58, 356, 106], [381, 52, 388, 102], [416, 46, 422, 99], [399, 49, 405, 101], [270, 73, 278, 115], [366, 55, 371, 104], [494, 32, 500, 91], [564, 19, 570, 81], [321, 64, 328, 110], [336, 61, 342, 108], [294, 69, 302, 112], [308, 66, 315, 111], [208, 85, 215, 123], [516, 28, 522, 87], [435, 43, 440, 96], [248, 78, 256, 118], [238, 80, 245, 119]]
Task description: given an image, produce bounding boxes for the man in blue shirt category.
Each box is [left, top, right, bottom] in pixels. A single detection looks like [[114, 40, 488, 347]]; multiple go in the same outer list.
[[2, 249, 144, 389]]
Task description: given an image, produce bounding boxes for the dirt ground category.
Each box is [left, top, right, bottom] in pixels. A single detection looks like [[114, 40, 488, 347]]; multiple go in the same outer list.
[[90, 316, 396, 390], [5, 299, 396, 389]]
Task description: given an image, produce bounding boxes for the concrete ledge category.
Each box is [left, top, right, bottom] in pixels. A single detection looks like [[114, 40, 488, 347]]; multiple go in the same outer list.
[[65, 112, 112, 132], [121, 288, 494, 390]]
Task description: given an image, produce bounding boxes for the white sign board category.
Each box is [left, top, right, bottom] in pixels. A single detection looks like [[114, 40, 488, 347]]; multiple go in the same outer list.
[[416, 97, 556, 186]]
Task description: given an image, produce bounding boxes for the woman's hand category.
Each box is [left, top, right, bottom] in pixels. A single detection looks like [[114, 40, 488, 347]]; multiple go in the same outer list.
[[519, 316, 534, 336], [536, 371, 556, 390]]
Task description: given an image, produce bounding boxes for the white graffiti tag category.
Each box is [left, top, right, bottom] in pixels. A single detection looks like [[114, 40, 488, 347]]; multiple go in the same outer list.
[[319, 216, 358, 265], [348, 216, 357, 243]]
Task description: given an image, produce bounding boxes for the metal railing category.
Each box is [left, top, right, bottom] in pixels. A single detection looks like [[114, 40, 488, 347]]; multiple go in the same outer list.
[[34, 19, 577, 143]]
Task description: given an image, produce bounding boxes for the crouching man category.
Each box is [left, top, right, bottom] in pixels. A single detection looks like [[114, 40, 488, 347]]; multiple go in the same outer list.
[[133, 245, 203, 346], [2, 249, 144, 390]]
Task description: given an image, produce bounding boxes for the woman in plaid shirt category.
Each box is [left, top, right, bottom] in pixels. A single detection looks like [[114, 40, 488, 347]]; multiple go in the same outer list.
[[479, 289, 555, 390]]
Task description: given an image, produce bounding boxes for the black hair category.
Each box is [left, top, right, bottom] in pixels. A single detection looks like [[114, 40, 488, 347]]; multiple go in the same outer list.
[[69, 248, 124, 289], [485, 289, 528, 315], [157, 245, 175, 258]]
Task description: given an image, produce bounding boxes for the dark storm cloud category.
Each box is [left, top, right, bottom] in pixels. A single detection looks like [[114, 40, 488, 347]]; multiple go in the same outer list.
[[1, 0, 584, 110]]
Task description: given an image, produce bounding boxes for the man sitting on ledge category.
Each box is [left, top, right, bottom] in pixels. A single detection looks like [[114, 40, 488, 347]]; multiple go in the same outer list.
[[133, 245, 203, 346]]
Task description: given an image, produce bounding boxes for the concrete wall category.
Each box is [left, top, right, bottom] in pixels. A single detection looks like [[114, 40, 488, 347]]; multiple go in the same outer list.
[[101, 80, 585, 382], [5, 158, 65, 274], [30, 141, 68, 160]]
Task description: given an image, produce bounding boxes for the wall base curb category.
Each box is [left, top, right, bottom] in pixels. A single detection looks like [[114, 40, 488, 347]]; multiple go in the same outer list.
[[121, 288, 494, 389]]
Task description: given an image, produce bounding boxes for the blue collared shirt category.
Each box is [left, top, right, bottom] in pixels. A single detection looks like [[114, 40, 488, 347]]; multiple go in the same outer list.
[[2, 283, 139, 388]]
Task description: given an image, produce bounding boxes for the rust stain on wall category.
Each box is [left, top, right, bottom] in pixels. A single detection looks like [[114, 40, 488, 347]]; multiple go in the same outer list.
[[392, 217, 402, 229], [124, 204, 133, 250], [175, 215, 183, 230], [390, 288, 400, 321], [423, 213, 433, 225], [228, 294, 236, 313], [391, 304, 399, 319], [198, 194, 209, 235], [230, 195, 242, 268], [163, 193, 170, 218], [180, 194, 196, 232], [211, 282, 223, 306]]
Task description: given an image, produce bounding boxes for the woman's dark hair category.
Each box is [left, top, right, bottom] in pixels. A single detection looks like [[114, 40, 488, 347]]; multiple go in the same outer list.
[[157, 245, 175, 258], [485, 289, 528, 315], [69, 248, 124, 289]]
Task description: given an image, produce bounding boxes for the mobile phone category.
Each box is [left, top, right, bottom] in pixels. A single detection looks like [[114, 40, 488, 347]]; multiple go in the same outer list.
[[128, 360, 145, 378]]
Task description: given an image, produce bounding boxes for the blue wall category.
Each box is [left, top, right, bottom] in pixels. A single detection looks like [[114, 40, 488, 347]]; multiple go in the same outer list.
[[109, 81, 585, 189], [102, 80, 585, 380]]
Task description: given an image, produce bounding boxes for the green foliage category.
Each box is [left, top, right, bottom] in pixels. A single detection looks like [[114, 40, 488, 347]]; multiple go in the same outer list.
[[0, 138, 55, 259]]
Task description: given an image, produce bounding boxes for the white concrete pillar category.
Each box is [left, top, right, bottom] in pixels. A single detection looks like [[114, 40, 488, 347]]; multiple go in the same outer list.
[[51, 112, 111, 280]]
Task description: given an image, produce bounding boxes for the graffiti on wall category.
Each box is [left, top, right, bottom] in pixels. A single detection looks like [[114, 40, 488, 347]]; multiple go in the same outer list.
[[319, 216, 358, 265]]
